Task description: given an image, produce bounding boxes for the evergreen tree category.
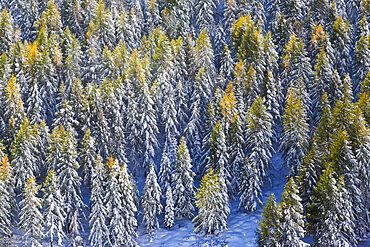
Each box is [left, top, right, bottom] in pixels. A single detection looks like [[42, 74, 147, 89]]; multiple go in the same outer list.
[[353, 32, 370, 95], [227, 113, 245, 193], [79, 128, 97, 188], [42, 170, 65, 246], [173, 136, 196, 219], [184, 102, 202, 172], [137, 81, 158, 170], [0, 155, 14, 242], [240, 0, 266, 28], [245, 96, 273, 180], [142, 164, 163, 235], [223, 0, 238, 37], [195, 0, 216, 35], [89, 155, 109, 247], [0, 8, 14, 55], [194, 29, 216, 83], [330, 16, 352, 78], [281, 34, 312, 92], [158, 151, 173, 192], [89, 0, 115, 50], [3, 74, 26, 147], [279, 86, 310, 177], [279, 178, 305, 246], [164, 186, 175, 229], [262, 70, 283, 143], [105, 158, 138, 247], [55, 126, 85, 237], [11, 117, 39, 190], [219, 45, 235, 81], [19, 176, 43, 247], [238, 157, 262, 212], [209, 121, 232, 198], [311, 47, 334, 124], [256, 193, 282, 247], [193, 167, 230, 235], [309, 168, 357, 246]]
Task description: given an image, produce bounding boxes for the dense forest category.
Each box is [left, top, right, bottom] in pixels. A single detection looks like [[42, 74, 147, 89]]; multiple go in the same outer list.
[[0, 0, 369, 246]]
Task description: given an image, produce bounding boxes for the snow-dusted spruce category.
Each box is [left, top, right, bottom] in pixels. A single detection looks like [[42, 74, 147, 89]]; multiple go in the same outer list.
[[280, 34, 312, 92], [279, 85, 310, 177], [238, 157, 262, 212], [89, 156, 109, 247], [198, 101, 217, 176], [19, 176, 43, 247], [164, 187, 175, 229], [11, 117, 39, 190], [193, 167, 230, 235], [309, 168, 357, 246], [327, 129, 365, 241], [256, 193, 282, 247], [42, 170, 65, 246], [184, 102, 202, 172], [245, 95, 273, 181], [100, 79, 127, 165], [142, 163, 162, 235], [50, 125, 86, 237], [227, 113, 245, 194], [79, 128, 97, 188], [105, 158, 138, 247], [158, 151, 173, 192], [53, 100, 78, 134], [278, 178, 305, 246], [173, 136, 196, 219], [0, 155, 14, 242], [209, 121, 231, 198], [137, 80, 159, 170], [262, 70, 282, 144], [3, 74, 25, 147]]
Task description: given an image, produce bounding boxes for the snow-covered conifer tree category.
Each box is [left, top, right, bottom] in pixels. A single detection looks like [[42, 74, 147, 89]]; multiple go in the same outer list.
[[193, 167, 230, 235], [280, 34, 312, 92], [309, 168, 357, 246], [238, 157, 262, 212], [79, 128, 97, 188], [330, 16, 352, 78], [256, 193, 282, 246], [245, 96, 273, 180], [105, 158, 138, 246], [164, 187, 175, 229], [42, 170, 65, 246], [184, 102, 202, 171], [173, 136, 196, 218], [142, 164, 162, 235], [209, 121, 231, 198], [195, 0, 216, 35], [55, 126, 86, 237], [0, 155, 14, 242], [279, 86, 310, 177], [11, 117, 39, 190], [159, 151, 173, 192], [137, 81, 158, 170], [0, 8, 14, 55], [278, 178, 305, 246], [89, 155, 109, 247], [227, 113, 245, 193], [19, 176, 43, 247]]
